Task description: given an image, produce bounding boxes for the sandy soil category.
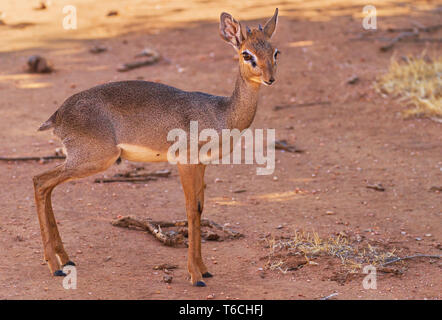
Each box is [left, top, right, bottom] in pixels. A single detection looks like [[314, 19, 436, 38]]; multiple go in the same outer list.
[[0, 0, 440, 299]]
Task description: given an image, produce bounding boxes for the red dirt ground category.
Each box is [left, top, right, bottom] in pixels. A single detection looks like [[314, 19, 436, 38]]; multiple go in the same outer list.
[[0, 0, 440, 299]]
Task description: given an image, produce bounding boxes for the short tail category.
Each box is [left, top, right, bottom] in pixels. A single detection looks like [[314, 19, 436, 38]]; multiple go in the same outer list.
[[38, 111, 58, 131]]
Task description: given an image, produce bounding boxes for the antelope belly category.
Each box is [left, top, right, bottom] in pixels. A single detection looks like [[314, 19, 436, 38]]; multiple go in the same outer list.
[[117, 144, 168, 162]]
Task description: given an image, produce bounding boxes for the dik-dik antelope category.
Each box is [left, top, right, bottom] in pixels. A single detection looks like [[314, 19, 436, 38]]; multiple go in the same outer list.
[[33, 9, 279, 287]]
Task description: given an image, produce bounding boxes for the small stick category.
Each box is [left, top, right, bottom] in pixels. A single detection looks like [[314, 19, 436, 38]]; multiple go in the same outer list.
[[94, 169, 171, 183], [320, 292, 338, 300], [381, 254, 441, 267], [94, 177, 157, 183], [366, 183, 385, 192], [0, 155, 65, 162], [380, 30, 419, 52], [273, 101, 331, 111], [387, 24, 442, 33], [115, 169, 171, 178], [111, 215, 243, 247], [117, 49, 160, 72], [117, 59, 159, 72], [274, 140, 304, 153], [149, 218, 243, 239], [112, 216, 183, 246]]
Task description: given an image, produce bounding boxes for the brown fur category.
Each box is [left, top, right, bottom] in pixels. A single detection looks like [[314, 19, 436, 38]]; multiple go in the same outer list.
[[34, 9, 279, 286]]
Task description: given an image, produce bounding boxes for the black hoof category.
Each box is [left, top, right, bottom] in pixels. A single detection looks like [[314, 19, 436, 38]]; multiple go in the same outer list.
[[53, 270, 67, 277], [194, 281, 206, 287], [202, 272, 213, 278], [63, 260, 76, 267]]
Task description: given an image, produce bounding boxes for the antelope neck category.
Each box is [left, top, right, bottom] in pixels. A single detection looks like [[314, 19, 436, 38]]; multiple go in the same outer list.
[[225, 69, 261, 131]]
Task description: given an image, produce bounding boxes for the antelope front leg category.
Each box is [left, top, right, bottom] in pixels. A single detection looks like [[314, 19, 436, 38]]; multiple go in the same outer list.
[[177, 163, 209, 286]]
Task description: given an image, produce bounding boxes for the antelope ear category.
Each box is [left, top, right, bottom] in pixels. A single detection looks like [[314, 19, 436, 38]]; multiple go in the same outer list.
[[219, 12, 244, 50], [263, 8, 278, 39]]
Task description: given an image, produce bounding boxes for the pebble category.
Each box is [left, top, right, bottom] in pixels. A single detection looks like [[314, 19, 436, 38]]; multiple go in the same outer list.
[[163, 275, 173, 284]]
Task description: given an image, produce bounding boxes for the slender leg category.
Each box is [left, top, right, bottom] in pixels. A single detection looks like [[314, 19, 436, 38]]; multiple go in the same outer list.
[[33, 144, 120, 276], [45, 188, 72, 267], [33, 165, 72, 275], [177, 163, 210, 286]]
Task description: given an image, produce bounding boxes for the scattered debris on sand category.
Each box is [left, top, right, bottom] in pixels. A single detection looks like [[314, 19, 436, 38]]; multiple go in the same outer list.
[[262, 231, 441, 284], [112, 215, 243, 247]]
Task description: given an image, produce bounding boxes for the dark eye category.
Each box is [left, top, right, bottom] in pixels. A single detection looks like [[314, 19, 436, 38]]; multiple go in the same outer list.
[[242, 52, 253, 61], [274, 50, 280, 59], [242, 51, 257, 68]]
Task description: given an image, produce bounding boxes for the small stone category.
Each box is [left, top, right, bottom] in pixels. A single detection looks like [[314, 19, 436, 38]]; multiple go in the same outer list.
[[425, 234, 432, 237], [27, 55, 52, 73], [207, 294, 215, 299], [415, 237, 422, 241], [163, 275, 173, 284], [326, 210, 335, 215], [107, 10, 118, 16], [347, 75, 359, 84]]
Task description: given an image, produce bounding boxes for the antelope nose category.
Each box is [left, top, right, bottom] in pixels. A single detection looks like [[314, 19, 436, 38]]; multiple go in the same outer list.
[[265, 78, 275, 85]]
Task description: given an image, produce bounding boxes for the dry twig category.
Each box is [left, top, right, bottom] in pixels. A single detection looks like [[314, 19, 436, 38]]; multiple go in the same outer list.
[[381, 254, 441, 267], [273, 101, 330, 111], [94, 169, 171, 183], [274, 140, 304, 153], [117, 48, 160, 72], [111, 215, 243, 247], [0, 155, 65, 162]]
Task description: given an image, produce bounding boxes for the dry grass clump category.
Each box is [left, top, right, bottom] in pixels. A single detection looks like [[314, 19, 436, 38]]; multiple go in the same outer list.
[[264, 231, 398, 273], [375, 53, 442, 120]]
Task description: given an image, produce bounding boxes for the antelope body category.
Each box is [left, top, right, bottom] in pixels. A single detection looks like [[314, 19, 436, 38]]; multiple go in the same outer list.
[[33, 9, 279, 287]]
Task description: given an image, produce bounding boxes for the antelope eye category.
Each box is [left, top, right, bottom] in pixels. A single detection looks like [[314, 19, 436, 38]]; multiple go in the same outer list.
[[242, 52, 253, 61], [274, 49, 280, 59]]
